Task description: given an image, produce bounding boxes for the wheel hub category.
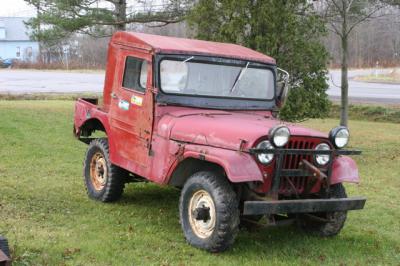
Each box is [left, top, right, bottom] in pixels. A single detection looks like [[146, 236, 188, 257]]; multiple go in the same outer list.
[[90, 152, 107, 191], [188, 190, 216, 239]]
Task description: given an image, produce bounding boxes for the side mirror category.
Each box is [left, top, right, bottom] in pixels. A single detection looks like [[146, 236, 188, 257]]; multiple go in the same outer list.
[[276, 67, 290, 107]]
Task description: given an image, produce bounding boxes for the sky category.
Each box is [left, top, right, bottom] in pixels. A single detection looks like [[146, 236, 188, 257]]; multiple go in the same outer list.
[[0, 0, 36, 17]]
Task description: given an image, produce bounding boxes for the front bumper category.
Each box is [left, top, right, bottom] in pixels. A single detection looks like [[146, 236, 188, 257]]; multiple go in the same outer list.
[[249, 147, 362, 195], [243, 197, 366, 215]]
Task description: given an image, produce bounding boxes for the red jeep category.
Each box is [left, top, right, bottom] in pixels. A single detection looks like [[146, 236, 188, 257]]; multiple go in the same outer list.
[[74, 32, 366, 252]]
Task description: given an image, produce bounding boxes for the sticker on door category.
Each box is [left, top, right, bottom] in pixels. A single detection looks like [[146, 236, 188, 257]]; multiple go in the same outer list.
[[131, 95, 143, 106], [118, 100, 130, 110]]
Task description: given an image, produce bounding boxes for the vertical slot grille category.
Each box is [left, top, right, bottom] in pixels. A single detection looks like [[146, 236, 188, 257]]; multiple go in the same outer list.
[[279, 138, 318, 195]]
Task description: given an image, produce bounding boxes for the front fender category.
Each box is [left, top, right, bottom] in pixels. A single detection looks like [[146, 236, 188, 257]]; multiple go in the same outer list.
[[331, 156, 360, 185], [183, 144, 263, 183]]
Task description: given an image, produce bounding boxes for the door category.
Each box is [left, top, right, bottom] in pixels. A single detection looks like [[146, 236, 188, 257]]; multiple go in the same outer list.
[[109, 48, 153, 169]]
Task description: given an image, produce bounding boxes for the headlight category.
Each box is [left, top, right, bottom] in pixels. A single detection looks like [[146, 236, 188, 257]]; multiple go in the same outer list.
[[329, 126, 349, 148], [269, 125, 290, 147], [315, 143, 330, 166], [256, 140, 274, 164]]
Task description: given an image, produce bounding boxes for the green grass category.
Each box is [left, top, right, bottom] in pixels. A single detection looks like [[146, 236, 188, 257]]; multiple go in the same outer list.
[[0, 101, 399, 265], [0, 93, 101, 101], [329, 104, 400, 124]]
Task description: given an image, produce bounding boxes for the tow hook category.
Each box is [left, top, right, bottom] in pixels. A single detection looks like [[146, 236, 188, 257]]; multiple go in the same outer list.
[[300, 159, 328, 194]]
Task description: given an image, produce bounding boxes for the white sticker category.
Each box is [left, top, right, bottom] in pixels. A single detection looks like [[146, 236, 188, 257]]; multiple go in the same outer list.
[[118, 100, 130, 111]]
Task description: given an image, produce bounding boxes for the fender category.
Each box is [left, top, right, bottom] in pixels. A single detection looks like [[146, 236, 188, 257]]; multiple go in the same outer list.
[[74, 100, 111, 137], [182, 144, 264, 183], [73, 99, 117, 162], [331, 156, 360, 185]]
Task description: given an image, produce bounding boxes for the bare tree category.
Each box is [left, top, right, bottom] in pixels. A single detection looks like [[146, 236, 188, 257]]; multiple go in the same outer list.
[[323, 9, 400, 68], [316, 0, 397, 126]]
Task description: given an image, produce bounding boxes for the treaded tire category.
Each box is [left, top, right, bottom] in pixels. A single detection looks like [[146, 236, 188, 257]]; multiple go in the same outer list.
[[179, 171, 240, 252], [297, 183, 348, 237], [0, 236, 10, 258], [83, 138, 127, 202]]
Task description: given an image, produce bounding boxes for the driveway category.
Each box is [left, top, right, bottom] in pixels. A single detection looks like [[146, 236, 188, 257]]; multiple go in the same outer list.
[[0, 68, 399, 104]]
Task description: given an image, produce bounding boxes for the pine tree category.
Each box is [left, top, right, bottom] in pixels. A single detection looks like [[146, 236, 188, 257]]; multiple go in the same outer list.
[[25, 0, 187, 44]]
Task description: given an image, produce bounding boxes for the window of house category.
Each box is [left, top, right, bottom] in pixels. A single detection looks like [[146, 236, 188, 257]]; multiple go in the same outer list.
[[122, 56, 148, 93], [0, 28, 5, 39], [27, 47, 32, 58], [16, 47, 20, 57], [0, 20, 5, 39]]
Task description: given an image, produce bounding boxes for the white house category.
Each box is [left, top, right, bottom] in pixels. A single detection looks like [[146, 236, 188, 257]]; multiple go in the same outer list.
[[0, 17, 39, 62]]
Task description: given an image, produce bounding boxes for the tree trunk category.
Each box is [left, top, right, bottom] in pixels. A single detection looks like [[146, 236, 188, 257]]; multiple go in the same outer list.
[[115, 0, 127, 31], [340, 7, 349, 127], [340, 34, 349, 127]]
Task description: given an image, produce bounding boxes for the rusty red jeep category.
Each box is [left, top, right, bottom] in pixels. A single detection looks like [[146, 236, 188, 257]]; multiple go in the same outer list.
[[73, 32, 366, 252]]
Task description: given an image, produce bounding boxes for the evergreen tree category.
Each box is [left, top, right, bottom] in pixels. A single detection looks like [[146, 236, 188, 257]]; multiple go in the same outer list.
[[188, 0, 331, 121], [25, 0, 187, 44]]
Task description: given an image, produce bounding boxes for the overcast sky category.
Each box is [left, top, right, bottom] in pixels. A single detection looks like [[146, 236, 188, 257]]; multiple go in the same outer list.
[[0, 0, 36, 17]]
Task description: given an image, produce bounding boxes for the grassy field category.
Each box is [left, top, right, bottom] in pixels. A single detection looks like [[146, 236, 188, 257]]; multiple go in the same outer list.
[[0, 101, 399, 266], [329, 104, 400, 124]]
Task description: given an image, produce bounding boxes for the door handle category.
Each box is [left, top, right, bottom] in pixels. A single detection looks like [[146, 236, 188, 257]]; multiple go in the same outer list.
[[110, 92, 117, 99]]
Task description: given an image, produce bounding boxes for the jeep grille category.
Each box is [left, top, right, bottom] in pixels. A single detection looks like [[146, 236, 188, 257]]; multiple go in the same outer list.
[[279, 137, 320, 195]]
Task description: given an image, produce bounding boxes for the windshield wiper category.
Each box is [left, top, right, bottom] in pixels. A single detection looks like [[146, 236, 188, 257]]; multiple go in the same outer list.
[[183, 56, 194, 63], [229, 62, 250, 93]]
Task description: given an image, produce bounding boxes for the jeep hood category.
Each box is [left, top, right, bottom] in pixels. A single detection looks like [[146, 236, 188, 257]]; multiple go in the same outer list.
[[160, 109, 327, 151]]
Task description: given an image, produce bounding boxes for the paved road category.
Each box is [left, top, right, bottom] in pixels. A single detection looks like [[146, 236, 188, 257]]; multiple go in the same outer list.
[[328, 69, 400, 104], [0, 69, 104, 94], [0, 68, 399, 104]]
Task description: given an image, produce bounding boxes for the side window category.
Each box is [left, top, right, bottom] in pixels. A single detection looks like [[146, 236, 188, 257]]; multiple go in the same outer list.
[[140, 61, 148, 88], [122, 56, 147, 93]]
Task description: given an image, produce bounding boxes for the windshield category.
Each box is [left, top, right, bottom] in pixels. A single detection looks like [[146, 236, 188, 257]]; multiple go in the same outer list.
[[160, 59, 275, 100]]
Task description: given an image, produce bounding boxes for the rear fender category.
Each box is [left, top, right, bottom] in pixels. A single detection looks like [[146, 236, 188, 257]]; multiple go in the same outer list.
[[182, 144, 263, 183], [331, 156, 360, 185], [74, 100, 110, 136], [74, 99, 116, 159]]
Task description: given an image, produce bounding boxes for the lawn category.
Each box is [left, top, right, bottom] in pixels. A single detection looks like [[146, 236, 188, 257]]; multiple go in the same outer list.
[[0, 101, 399, 266]]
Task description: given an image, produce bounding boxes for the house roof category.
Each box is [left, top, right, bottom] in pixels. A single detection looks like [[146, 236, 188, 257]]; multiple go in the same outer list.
[[111, 31, 276, 64], [0, 17, 33, 41]]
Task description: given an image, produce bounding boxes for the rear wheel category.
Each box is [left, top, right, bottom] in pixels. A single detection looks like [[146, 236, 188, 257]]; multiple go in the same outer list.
[[179, 171, 240, 252], [297, 183, 348, 236], [0, 236, 10, 258], [83, 138, 128, 202]]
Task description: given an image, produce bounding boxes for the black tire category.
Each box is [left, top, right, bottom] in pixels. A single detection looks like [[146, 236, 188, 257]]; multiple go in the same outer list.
[[297, 183, 348, 237], [179, 171, 240, 252], [83, 138, 127, 202], [0, 236, 10, 258]]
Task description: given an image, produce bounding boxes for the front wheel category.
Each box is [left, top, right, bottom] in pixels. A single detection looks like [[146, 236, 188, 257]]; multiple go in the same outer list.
[[297, 183, 348, 237], [179, 171, 240, 252]]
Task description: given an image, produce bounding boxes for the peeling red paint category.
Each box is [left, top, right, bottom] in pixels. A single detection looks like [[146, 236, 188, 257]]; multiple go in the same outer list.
[[74, 31, 362, 196]]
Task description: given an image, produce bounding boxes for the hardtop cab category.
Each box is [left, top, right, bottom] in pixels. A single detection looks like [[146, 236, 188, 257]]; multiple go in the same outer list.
[[73, 31, 366, 252]]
